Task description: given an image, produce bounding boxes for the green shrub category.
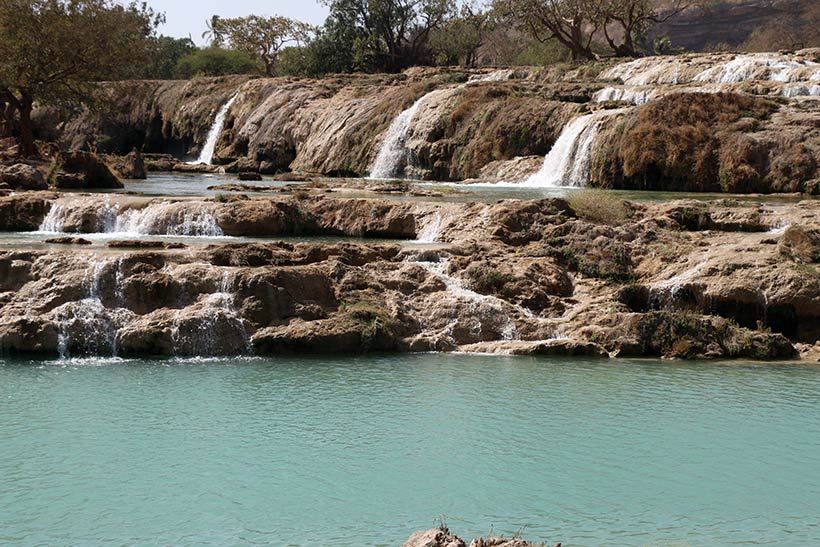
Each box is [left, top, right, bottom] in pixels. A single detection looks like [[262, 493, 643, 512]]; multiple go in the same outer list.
[[175, 47, 260, 78]]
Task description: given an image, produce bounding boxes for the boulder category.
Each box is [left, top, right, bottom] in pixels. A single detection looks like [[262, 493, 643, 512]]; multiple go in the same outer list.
[[0, 163, 48, 190], [0, 193, 54, 230], [58, 151, 123, 189], [109, 149, 147, 179], [403, 529, 466, 547], [780, 225, 820, 263], [44, 236, 92, 245]]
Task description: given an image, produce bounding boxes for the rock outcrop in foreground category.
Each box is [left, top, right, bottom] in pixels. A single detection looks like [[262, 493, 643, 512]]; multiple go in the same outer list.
[[403, 528, 557, 547], [0, 191, 817, 360]]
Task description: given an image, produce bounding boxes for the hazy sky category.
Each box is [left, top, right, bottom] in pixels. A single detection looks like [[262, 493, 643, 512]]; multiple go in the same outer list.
[[149, 1, 330, 44]]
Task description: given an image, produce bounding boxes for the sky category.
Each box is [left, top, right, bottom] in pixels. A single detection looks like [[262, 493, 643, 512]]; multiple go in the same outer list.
[[148, 0, 330, 45]]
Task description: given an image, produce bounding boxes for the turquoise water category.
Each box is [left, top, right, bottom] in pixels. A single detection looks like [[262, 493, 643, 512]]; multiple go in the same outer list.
[[1, 354, 819, 547]]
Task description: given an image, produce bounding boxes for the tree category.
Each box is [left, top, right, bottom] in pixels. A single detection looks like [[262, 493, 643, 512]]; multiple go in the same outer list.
[[321, 0, 456, 72], [202, 15, 225, 46], [429, 2, 488, 66], [502, 0, 601, 61], [142, 36, 197, 79], [210, 15, 313, 76], [0, 0, 161, 157], [597, 0, 688, 57], [501, 0, 691, 60], [174, 47, 261, 78]]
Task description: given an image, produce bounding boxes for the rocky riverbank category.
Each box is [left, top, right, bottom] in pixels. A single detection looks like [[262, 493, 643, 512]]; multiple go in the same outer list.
[[0, 191, 816, 360], [31, 50, 820, 193]]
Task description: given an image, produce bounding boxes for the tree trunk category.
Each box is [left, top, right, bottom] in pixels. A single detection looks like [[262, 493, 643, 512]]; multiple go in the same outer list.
[[0, 101, 10, 138], [18, 95, 34, 158]]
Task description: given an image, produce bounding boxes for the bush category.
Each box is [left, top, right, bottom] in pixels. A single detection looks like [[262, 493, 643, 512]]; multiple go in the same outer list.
[[567, 189, 629, 225], [617, 92, 778, 192], [174, 47, 260, 78]]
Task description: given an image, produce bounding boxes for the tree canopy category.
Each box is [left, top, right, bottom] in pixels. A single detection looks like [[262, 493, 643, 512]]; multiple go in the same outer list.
[[499, 0, 688, 60], [0, 0, 161, 155], [206, 15, 313, 76]]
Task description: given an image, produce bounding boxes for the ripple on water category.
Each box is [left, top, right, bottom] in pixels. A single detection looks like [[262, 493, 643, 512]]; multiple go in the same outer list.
[[0, 354, 819, 547]]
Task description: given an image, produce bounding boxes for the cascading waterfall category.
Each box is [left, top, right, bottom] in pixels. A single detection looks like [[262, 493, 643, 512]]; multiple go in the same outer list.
[[593, 86, 654, 105], [521, 109, 623, 188], [169, 269, 251, 356], [414, 258, 518, 343], [782, 84, 820, 98], [604, 54, 820, 87], [37, 200, 225, 237], [189, 93, 240, 166], [115, 204, 224, 236], [370, 70, 518, 179], [51, 257, 127, 358], [368, 94, 428, 179]]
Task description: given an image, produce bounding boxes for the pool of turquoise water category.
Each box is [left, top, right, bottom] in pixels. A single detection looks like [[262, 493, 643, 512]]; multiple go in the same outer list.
[[1, 354, 818, 547]]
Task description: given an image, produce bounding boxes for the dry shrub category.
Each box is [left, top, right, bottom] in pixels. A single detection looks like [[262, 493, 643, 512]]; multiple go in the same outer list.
[[567, 188, 629, 225], [718, 134, 768, 193], [767, 142, 818, 193], [617, 92, 778, 191]]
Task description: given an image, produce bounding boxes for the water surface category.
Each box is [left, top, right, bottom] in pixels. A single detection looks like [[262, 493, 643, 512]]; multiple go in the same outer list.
[[1, 354, 819, 547]]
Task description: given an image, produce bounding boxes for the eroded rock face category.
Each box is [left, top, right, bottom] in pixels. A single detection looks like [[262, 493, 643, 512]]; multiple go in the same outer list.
[[43, 51, 820, 190], [0, 192, 55, 230], [0, 196, 816, 360]]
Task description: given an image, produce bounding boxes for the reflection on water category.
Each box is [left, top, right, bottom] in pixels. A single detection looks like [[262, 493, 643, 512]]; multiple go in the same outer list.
[[1, 354, 819, 547]]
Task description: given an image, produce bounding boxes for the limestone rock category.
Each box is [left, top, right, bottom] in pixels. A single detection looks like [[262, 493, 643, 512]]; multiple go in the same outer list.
[[0, 163, 48, 190], [402, 529, 466, 547], [0, 192, 54, 230], [58, 151, 123, 189], [107, 149, 147, 179]]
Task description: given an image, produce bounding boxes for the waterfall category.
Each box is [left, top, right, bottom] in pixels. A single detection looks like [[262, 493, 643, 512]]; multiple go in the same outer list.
[[369, 94, 430, 179], [190, 93, 239, 166], [115, 204, 224, 237], [37, 199, 224, 237], [782, 84, 820, 98], [594, 86, 653, 105], [51, 257, 127, 359], [521, 110, 622, 188], [169, 269, 251, 356], [414, 258, 519, 343], [370, 71, 518, 179]]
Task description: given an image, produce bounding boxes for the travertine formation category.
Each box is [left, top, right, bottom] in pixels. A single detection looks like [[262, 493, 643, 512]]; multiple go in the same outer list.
[[0, 191, 816, 360], [42, 50, 820, 192]]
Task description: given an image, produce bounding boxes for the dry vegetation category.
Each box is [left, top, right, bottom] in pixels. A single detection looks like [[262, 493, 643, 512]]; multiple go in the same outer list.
[[592, 92, 818, 193]]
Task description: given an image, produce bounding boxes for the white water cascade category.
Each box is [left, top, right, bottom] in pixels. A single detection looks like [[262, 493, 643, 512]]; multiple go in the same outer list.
[[370, 71, 517, 179], [414, 258, 519, 343], [51, 257, 129, 359], [521, 109, 623, 188], [782, 84, 820, 98], [190, 93, 239, 166], [369, 94, 429, 179], [38, 200, 225, 238], [593, 86, 654, 105]]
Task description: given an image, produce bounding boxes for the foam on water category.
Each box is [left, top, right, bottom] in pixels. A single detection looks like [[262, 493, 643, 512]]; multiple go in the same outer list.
[[518, 109, 624, 188]]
